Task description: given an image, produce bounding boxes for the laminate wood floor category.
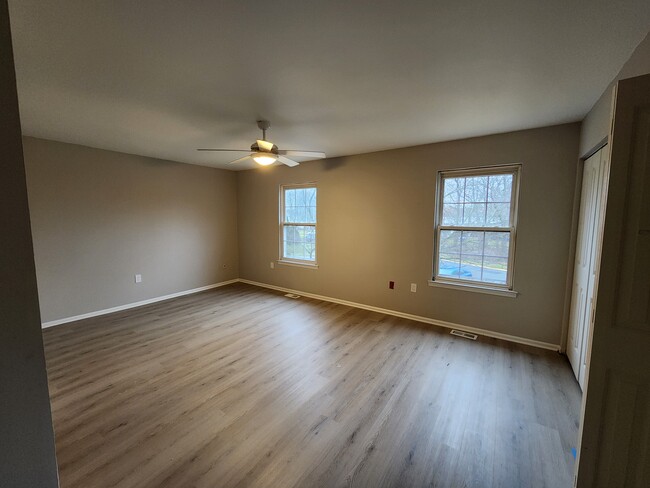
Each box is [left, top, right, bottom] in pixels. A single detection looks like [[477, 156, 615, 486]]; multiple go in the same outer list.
[[43, 283, 581, 488]]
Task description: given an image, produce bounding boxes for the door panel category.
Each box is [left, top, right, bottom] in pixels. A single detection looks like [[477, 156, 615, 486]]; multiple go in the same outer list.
[[576, 74, 650, 487]]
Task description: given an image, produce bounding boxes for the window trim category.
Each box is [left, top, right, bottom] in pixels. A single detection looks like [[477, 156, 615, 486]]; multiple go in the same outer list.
[[278, 182, 318, 268], [431, 164, 521, 294]]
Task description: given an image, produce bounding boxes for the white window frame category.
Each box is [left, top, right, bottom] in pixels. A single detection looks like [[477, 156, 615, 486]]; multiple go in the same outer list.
[[278, 183, 318, 269], [429, 164, 521, 297]]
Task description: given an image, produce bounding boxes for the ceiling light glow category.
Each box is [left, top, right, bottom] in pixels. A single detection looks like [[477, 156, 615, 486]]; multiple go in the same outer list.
[[253, 153, 277, 166]]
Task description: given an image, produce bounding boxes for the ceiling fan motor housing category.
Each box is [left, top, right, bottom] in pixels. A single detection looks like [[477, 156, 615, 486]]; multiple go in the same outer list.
[[251, 141, 278, 154]]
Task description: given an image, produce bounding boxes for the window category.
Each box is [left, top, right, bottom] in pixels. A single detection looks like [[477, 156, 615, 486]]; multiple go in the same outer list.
[[279, 184, 317, 266], [431, 165, 520, 295]]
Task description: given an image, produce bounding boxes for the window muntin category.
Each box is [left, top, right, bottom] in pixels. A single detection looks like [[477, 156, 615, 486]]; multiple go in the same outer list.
[[434, 166, 519, 289], [280, 184, 317, 264]]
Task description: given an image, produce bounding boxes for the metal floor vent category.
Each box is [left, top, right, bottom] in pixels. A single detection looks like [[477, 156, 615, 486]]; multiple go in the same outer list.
[[450, 329, 478, 341], [284, 293, 301, 299]]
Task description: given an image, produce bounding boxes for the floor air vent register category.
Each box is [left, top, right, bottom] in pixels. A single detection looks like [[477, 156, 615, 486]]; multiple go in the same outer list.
[[450, 329, 478, 340]]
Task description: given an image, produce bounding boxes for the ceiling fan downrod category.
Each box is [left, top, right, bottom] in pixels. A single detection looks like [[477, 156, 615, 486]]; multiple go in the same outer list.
[[257, 120, 270, 141]]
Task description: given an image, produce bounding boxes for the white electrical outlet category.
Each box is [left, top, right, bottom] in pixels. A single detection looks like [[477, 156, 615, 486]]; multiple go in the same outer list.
[[270, 262, 275, 269], [410, 283, 417, 292], [135, 274, 142, 283]]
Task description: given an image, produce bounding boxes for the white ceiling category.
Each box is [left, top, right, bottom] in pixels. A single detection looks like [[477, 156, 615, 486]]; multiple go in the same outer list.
[[8, 0, 650, 170]]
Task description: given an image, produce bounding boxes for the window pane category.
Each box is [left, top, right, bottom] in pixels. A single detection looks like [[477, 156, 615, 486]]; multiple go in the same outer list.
[[442, 203, 462, 226], [482, 257, 508, 284], [438, 253, 461, 278], [443, 177, 464, 204], [485, 202, 510, 227], [460, 231, 483, 255], [460, 231, 485, 281], [462, 203, 486, 226], [284, 187, 317, 224], [306, 205, 316, 222], [284, 189, 295, 221], [304, 187, 317, 207], [459, 255, 481, 281], [436, 231, 510, 284], [283, 225, 316, 261], [463, 176, 488, 203], [285, 189, 296, 207], [487, 174, 513, 203], [284, 226, 298, 241], [285, 206, 307, 223], [484, 232, 510, 258], [439, 230, 461, 254], [294, 188, 306, 206]]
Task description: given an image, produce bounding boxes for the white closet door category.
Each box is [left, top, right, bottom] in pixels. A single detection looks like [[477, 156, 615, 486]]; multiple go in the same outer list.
[[567, 148, 606, 388], [578, 149, 608, 387]]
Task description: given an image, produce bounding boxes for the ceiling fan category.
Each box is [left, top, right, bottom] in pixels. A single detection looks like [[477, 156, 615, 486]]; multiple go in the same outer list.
[[197, 120, 326, 167]]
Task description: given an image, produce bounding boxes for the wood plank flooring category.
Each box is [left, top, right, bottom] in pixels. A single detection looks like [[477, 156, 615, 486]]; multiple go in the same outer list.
[[43, 283, 581, 488]]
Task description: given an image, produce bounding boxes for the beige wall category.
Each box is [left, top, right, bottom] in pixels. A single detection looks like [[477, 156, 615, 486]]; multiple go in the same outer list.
[[23, 137, 239, 323], [580, 32, 650, 156], [237, 123, 580, 346], [0, 0, 59, 485]]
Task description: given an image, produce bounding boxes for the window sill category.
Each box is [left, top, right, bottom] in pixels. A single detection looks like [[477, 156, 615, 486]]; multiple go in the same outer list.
[[428, 280, 518, 298], [277, 259, 319, 270]]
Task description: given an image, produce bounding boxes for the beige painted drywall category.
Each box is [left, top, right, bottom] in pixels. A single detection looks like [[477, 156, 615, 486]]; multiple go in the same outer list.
[[580, 32, 650, 156], [0, 0, 59, 485], [237, 123, 580, 346], [23, 137, 239, 323]]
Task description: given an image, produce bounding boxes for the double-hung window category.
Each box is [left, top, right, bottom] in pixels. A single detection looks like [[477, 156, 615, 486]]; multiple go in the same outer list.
[[432, 165, 520, 295], [279, 184, 317, 266]]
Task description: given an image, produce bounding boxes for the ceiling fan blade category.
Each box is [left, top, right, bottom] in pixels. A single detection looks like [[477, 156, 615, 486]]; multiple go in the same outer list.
[[278, 150, 326, 159], [256, 139, 275, 152], [277, 155, 299, 167], [228, 155, 253, 165], [197, 148, 250, 152]]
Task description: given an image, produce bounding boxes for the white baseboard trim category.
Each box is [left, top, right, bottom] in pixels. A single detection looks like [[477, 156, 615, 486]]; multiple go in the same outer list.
[[41, 279, 239, 328], [239, 279, 561, 352], [41, 277, 561, 352]]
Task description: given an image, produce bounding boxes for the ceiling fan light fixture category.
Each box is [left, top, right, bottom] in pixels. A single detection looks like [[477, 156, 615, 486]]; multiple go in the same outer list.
[[197, 121, 324, 168], [253, 152, 277, 166]]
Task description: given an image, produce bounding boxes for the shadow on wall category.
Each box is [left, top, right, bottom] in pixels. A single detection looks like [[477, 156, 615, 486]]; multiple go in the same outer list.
[[319, 156, 348, 171]]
